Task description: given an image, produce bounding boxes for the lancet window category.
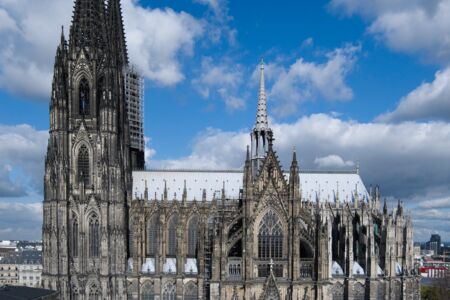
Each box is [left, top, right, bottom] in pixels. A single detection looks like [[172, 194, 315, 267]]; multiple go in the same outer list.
[[78, 145, 90, 186], [258, 210, 283, 259], [71, 217, 78, 257], [167, 215, 178, 256], [147, 216, 159, 256], [79, 78, 90, 115], [187, 216, 198, 257], [89, 214, 100, 258]]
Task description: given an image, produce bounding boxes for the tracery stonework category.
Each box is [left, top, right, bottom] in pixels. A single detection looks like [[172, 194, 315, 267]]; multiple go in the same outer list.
[[43, 1, 420, 299]]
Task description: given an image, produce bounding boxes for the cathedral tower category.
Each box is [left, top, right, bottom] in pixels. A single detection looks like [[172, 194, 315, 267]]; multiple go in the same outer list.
[[42, 0, 131, 298]]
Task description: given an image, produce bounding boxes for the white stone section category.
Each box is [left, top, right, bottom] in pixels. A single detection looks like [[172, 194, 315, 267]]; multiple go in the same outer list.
[[184, 258, 198, 274], [127, 258, 134, 272], [163, 258, 177, 274], [133, 170, 369, 202], [141, 258, 155, 273], [377, 264, 384, 276], [332, 261, 344, 275], [395, 262, 402, 275], [352, 261, 365, 275]]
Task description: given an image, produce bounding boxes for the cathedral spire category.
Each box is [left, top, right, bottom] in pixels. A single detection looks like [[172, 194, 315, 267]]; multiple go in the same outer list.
[[255, 59, 269, 130], [70, 0, 108, 50], [107, 0, 128, 66], [250, 60, 273, 179]]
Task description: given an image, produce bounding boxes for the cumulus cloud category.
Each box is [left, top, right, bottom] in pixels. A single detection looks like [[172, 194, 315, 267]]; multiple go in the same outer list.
[[268, 44, 360, 116], [314, 155, 355, 169], [0, 124, 48, 194], [123, 1, 204, 86], [153, 114, 450, 202], [150, 128, 248, 169], [0, 164, 27, 197], [0, 202, 42, 240], [329, 0, 450, 64], [0, 0, 204, 99], [418, 196, 450, 209], [377, 68, 450, 122], [192, 57, 246, 110]]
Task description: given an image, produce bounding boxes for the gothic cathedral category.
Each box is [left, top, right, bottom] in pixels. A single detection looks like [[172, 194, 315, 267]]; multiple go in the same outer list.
[[42, 1, 420, 299]]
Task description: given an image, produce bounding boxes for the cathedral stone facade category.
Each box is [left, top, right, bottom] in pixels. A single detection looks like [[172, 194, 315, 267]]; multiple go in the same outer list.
[[42, 1, 420, 299]]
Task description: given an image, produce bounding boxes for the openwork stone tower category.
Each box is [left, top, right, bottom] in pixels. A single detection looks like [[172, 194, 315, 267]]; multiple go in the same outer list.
[[42, 0, 131, 298]]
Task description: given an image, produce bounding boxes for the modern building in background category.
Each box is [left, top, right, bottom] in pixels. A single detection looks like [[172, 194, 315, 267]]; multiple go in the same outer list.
[[125, 65, 145, 170], [42, 0, 420, 299], [426, 234, 442, 255]]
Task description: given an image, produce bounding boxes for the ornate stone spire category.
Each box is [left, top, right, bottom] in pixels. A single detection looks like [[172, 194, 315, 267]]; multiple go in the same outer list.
[[70, 0, 108, 50], [250, 59, 273, 179], [255, 59, 269, 130], [107, 0, 128, 66]]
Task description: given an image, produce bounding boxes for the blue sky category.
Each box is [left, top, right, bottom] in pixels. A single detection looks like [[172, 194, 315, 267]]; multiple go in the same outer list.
[[1, 0, 450, 241]]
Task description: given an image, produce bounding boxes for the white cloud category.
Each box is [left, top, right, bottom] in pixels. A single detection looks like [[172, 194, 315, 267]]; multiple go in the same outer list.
[[144, 137, 156, 167], [192, 57, 246, 110], [0, 202, 42, 240], [329, 0, 450, 64], [377, 68, 450, 122], [268, 44, 360, 116], [152, 113, 450, 202], [0, 0, 204, 99], [314, 155, 355, 169], [123, 1, 204, 86], [0, 124, 48, 194], [0, 164, 27, 197], [418, 196, 450, 209]]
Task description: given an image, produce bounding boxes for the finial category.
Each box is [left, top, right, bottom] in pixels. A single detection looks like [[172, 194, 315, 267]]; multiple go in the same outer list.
[[292, 146, 297, 163], [163, 180, 168, 201], [182, 180, 187, 202]]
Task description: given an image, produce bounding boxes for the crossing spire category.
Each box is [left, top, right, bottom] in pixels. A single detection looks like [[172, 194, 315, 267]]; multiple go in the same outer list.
[[255, 59, 269, 130]]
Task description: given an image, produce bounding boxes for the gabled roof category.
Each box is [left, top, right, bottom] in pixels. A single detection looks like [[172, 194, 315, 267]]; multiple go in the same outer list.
[[132, 169, 369, 202]]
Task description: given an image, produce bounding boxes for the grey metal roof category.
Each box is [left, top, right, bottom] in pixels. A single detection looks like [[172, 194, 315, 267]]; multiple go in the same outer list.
[[132, 169, 369, 202]]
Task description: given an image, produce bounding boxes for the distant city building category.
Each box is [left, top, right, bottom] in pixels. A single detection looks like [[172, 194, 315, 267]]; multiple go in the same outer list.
[[0, 249, 42, 288], [0, 241, 17, 258], [426, 234, 442, 255], [125, 65, 145, 170]]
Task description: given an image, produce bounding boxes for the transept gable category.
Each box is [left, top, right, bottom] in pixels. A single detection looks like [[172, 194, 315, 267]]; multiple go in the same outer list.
[[254, 148, 288, 194]]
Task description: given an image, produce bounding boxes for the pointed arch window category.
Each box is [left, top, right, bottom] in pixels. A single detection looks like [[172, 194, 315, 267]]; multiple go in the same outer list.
[[88, 283, 100, 300], [89, 214, 100, 258], [147, 216, 159, 256], [167, 215, 178, 256], [78, 145, 90, 186], [162, 283, 176, 300], [258, 210, 283, 259], [183, 282, 198, 300], [141, 282, 155, 300], [71, 217, 79, 257], [129, 222, 134, 257], [79, 78, 90, 115], [187, 216, 198, 257]]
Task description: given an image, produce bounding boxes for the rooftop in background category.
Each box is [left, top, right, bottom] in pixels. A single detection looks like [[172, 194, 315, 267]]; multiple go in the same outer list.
[[0, 285, 58, 300]]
